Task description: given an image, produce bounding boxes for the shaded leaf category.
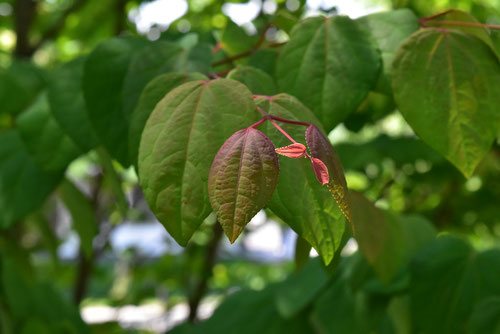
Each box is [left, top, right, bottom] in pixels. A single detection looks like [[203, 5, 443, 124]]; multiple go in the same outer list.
[[275, 258, 328, 318], [138, 79, 258, 246], [0, 130, 62, 228], [277, 16, 380, 130], [122, 41, 185, 119], [227, 65, 278, 95], [47, 57, 99, 152], [410, 236, 500, 334], [357, 9, 419, 94], [350, 191, 436, 282], [469, 297, 500, 334], [179, 285, 315, 334], [392, 29, 500, 177], [83, 37, 150, 166], [17, 93, 82, 171], [220, 20, 258, 56], [0, 61, 45, 117], [208, 128, 279, 242]]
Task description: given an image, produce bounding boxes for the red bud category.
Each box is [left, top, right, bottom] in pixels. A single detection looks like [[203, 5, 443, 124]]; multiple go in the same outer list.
[[310, 158, 329, 185], [275, 143, 307, 158]]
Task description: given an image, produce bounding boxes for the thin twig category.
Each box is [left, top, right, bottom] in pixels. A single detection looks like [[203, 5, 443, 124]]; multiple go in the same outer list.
[[31, 0, 86, 51], [211, 24, 271, 67], [188, 223, 223, 322]]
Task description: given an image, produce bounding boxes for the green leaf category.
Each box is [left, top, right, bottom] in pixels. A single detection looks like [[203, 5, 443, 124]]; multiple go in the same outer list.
[[138, 79, 258, 246], [248, 48, 278, 76], [271, 10, 299, 33], [47, 58, 99, 152], [220, 20, 258, 56], [305, 124, 351, 222], [0, 130, 62, 228], [257, 94, 346, 264], [17, 93, 82, 171], [357, 9, 419, 94], [185, 285, 315, 334], [83, 37, 150, 166], [122, 41, 185, 119], [422, 9, 498, 57], [128, 72, 206, 165], [208, 128, 279, 242], [469, 297, 500, 334], [276, 16, 380, 130], [350, 191, 436, 282], [275, 258, 328, 318], [311, 260, 365, 334], [227, 65, 278, 95], [392, 29, 500, 177], [59, 179, 98, 258], [410, 236, 500, 334], [0, 61, 45, 117]]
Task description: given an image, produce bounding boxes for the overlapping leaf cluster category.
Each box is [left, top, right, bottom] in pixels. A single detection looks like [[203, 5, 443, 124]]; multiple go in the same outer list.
[[0, 5, 499, 332]]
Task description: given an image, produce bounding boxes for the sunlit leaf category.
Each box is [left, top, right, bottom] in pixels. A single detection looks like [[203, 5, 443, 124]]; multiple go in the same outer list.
[[208, 128, 279, 242], [128, 72, 206, 165], [277, 16, 380, 130], [392, 29, 500, 177]]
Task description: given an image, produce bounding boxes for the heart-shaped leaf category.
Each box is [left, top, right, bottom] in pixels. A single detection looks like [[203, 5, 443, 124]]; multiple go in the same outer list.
[[306, 124, 351, 222], [276, 16, 380, 130], [392, 29, 500, 177], [208, 128, 280, 243], [138, 79, 258, 246]]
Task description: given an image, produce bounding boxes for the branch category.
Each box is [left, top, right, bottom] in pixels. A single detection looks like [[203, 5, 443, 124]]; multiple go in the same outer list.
[[31, 0, 86, 52], [421, 20, 500, 30], [419, 10, 500, 30], [187, 223, 223, 322], [13, 0, 38, 58], [211, 24, 271, 67]]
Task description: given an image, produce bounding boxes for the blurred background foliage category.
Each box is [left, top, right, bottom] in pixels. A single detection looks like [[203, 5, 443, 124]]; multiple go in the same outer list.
[[0, 0, 499, 333]]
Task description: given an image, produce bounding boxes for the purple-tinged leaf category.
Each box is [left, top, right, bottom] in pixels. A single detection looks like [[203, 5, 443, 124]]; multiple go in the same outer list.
[[208, 128, 280, 243], [275, 143, 307, 158], [310, 158, 329, 185], [306, 125, 351, 222]]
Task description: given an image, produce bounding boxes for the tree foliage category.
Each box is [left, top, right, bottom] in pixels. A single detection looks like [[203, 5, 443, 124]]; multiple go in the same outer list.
[[0, 0, 499, 333]]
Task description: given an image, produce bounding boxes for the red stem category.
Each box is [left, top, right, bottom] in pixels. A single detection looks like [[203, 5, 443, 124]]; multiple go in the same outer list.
[[419, 10, 500, 30], [269, 115, 310, 127], [270, 120, 297, 144]]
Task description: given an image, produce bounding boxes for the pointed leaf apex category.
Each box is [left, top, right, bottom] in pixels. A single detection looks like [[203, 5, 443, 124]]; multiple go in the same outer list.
[[311, 158, 329, 185], [275, 143, 307, 158]]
